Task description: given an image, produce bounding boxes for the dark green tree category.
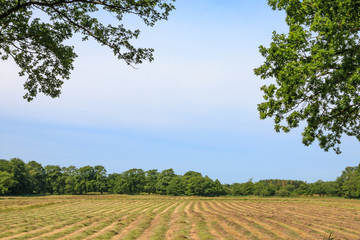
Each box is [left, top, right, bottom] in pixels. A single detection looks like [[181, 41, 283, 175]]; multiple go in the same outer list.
[[342, 172, 360, 198], [309, 180, 327, 197], [338, 163, 360, 198], [155, 168, 175, 194], [253, 181, 275, 197], [180, 171, 224, 197], [0, 159, 12, 172], [204, 178, 224, 197], [94, 165, 107, 194], [62, 165, 78, 194], [9, 158, 31, 194], [166, 175, 184, 196], [183, 171, 202, 178], [107, 173, 120, 193], [27, 160, 46, 194], [185, 176, 205, 196], [237, 179, 254, 196], [144, 169, 159, 194], [119, 168, 146, 194], [0, 0, 175, 101], [45, 165, 64, 194], [275, 187, 291, 197], [255, 0, 360, 153], [295, 183, 310, 196], [111, 174, 128, 194], [182, 172, 207, 196], [337, 165, 358, 184], [76, 165, 95, 194], [323, 181, 341, 197], [0, 171, 16, 195], [230, 183, 242, 196]]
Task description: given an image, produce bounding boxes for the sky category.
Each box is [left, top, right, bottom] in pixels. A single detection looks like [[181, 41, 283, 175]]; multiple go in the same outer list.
[[1, 0, 359, 184]]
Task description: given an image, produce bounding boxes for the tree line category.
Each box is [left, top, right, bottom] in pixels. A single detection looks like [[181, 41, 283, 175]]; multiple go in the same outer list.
[[1, 158, 360, 198]]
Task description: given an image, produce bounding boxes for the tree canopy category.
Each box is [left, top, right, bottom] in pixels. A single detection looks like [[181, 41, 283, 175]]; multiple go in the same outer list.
[[0, 0, 175, 101], [1, 158, 360, 198], [255, 0, 360, 153]]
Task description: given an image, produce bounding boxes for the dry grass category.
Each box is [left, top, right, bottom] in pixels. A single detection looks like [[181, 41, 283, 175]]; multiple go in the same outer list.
[[1, 195, 359, 239]]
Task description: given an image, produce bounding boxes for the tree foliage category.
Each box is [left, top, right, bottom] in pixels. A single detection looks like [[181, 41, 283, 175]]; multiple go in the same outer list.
[[255, 0, 360, 153], [27, 160, 46, 194], [337, 163, 360, 198], [144, 169, 159, 194], [1, 158, 360, 199], [0, 171, 16, 195], [0, 0, 175, 101]]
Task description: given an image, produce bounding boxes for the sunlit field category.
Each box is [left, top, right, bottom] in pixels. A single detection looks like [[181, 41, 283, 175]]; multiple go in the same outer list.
[[1, 195, 360, 240]]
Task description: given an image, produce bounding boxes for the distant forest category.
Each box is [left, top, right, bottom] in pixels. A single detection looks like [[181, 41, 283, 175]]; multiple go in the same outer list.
[[1, 158, 360, 198]]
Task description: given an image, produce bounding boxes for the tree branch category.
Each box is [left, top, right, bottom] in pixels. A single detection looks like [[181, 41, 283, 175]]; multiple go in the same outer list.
[[0, 0, 136, 20], [36, 4, 134, 65]]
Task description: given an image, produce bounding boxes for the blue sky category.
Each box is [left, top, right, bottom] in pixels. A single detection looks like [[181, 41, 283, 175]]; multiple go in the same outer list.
[[1, 0, 359, 184]]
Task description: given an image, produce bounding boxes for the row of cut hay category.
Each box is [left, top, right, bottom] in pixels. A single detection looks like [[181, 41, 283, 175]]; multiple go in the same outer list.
[[0, 200, 104, 229], [54, 201, 164, 240], [295, 198, 360, 211], [136, 200, 183, 240], [92, 200, 173, 239], [38, 199, 164, 239], [184, 201, 199, 239], [243, 200, 360, 228], [187, 200, 329, 240], [221, 201, 336, 239], [196, 201, 229, 239], [246, 199, 360, 227], [112, 201, 179, 240], [220, 201, 317, 239], [2, 200, 139, 239], [188, 201, 213, 239], [204, 201, 269, 240], [219, 200, 360, 240], [166, 200, 191, 240], [2, 199, 150, 239], [26, 200, 154, 240], [83, 200, 169, 240], [230, 201, 317, 239], [2, 200, 121, 228], [236, 200, 360, 238], [0, 197, 64, 212], [0, 201, 109, 238]]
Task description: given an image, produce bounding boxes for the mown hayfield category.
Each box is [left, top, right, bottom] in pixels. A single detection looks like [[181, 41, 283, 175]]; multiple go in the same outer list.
[[1, 195, 360, 240]]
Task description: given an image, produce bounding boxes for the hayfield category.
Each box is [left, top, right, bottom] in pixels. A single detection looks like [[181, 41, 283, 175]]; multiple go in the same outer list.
[[1, 195, 360, 240]]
